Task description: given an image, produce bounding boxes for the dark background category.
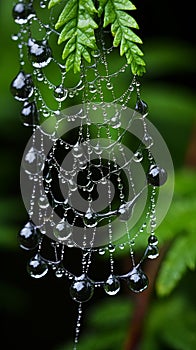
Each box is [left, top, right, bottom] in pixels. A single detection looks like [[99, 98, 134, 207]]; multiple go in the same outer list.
[[0, 1, 195, 350]]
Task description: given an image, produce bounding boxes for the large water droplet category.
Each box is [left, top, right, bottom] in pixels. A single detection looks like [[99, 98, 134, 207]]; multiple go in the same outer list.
[[53, 219, 72, 242], [135, 99, 148, 116], [127, 268, 148, 293], [10, 71, 34, 101], [21, 101, 39, 126], [104, 274, 120, 295], [70, 274, 94, 302], [27, 254, 48, 278], [143, 134, 154, 149], [18, 221, 40, 250], [54, 85, 68, 102], [28, 38, 52, 68], [147, 165, 167, 187], [23, 147, 45, 175], [72, 142, 84, 158], [12, 3, 35, 24], [145, 245, 159, 259]]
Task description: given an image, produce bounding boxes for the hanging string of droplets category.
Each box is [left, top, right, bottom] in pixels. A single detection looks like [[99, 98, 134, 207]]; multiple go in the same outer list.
[[11, 1, 168, 348]]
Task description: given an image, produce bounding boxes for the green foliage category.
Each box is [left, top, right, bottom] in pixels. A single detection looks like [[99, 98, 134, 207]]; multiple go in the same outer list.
[[49, 0, 98, 73], [48, 0, 145, 75], [98, 0, 145, 75]]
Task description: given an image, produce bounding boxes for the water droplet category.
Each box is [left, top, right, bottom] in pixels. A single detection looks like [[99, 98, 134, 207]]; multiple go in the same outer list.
[[70, 274, 94, 302], [27, 254, 48, 278], [28, 38, 52, 68], [83, 209, 98, 228], [143, 134, 154, 149], [12, 2, 35, 24], [23, 147, 45, 175], [72, 142, 84, 158], [147, 165, 167, 187], [108, 243, 115, 253], [55, 265, 65, 278], [133, 150, 143, 162], [118, 203, 133, 221], [104, 274, 120, 295], [127, 268, 148, 293], [148, 235, 158, 246], [10, 71, 34, 101], [135, 99, 148, 116], [38, 195, 49, 209], [110, 116, 121, 128], [18, 221, 40, 250], [21, 101, 39, 126], [54, 85, 68, 102], [11, 34, 19, 41], [53, 219, 72, 242], [98, 248, 106, 255], [145, 245, 159, 259]]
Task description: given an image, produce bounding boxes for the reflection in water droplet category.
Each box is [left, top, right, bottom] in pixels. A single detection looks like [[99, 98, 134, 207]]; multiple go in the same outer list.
[[127, 268, 148, 293], [70, 274, 94, 302], [54, 85, 68, 102], [23, 147, 45, 175], [28, 38, 52, 68], [18, 221, 40, 250], [12, 3, 35, 24], [10, 71, 34, 101], [27, 254, 48, 278], [104, 274, 120, 295]]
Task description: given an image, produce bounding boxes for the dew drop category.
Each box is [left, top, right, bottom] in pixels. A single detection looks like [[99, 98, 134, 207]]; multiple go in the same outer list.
[[83, 209, 98, 228], [148, 234, 158, 246], [98, 248, 106, 255], [27, 254, 48, 278], [21, 101, 39, 126], [70, 274, 94, 302], [54, 85, 68, 102], [118, 203, 133, 222], [104, 274, 120, 295], [147, 165, 167, 187], [55, 265, 65, 278], [135, 99, 148, 116], [38, 195, 49, 209], [18, 221, 40, 250], [133, 151, 143, 162], [10, 71, 34, 101], [28, 38, 52, 68], [23, 147, 45, 175], [12, 2, 35, 24], [145, 245, 159, 259], [143, 134, 154, 149], [127, 268, 148, 293], [11, 34, 19, 41], [53, 219, 72, 242]]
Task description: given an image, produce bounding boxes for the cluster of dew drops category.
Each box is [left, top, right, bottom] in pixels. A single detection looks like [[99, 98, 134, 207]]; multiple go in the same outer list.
[[10, 0, 168, 306]]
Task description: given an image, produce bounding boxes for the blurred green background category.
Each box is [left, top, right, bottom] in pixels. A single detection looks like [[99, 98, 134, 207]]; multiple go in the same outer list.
[[0, 1, 196, 349]]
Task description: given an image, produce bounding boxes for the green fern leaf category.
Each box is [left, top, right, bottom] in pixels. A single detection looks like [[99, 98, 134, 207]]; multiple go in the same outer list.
[[99, 0, 146, 75], [49, 0, 98, 73], [156, 230, 196, 296]]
